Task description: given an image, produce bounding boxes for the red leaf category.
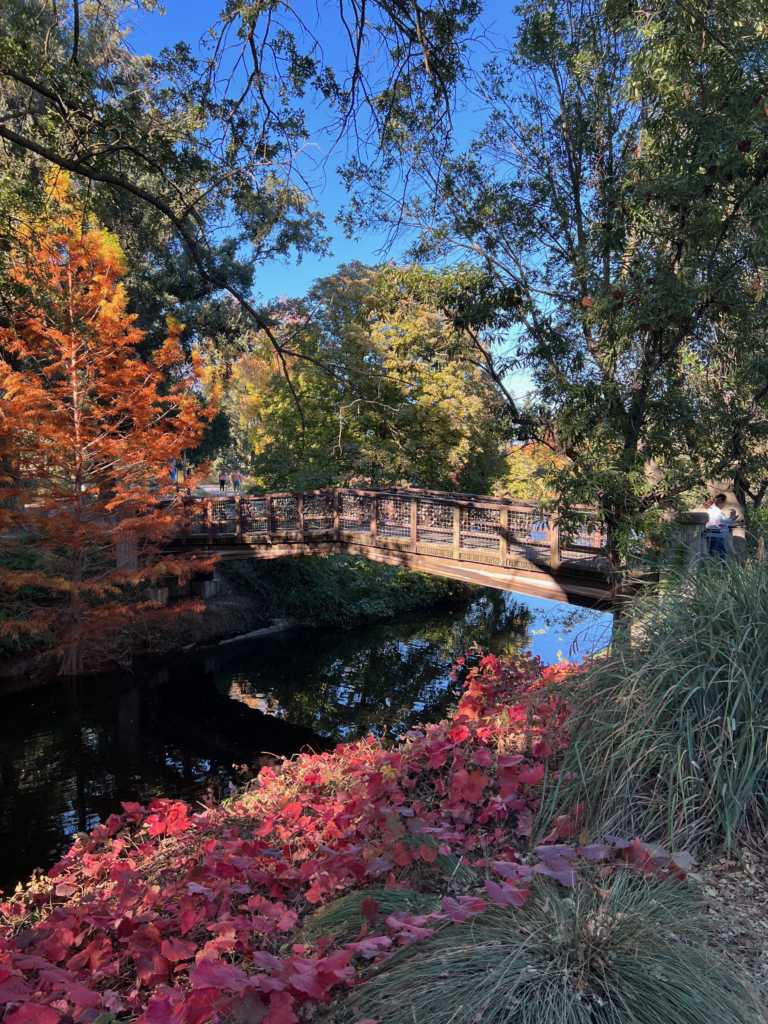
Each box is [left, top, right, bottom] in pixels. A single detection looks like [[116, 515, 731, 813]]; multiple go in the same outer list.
[[441, 896, 486, 922], [232, 989, 269, 1024], [492, 861, 533, 881], [533, 844, 576, 860], [518, 764, 545, 786], [366, 856, 393, 877], [484, 879, 529, 907], [135, 991, 185, 1024], [533, 856, 580, 887], [305, 883, 323, 904], [4, 1006, 61, 1024], [287, 965, 324, 1000], [136, 951, 171, 988], [189, 958, 248, 991], [540, 815, 579, 842], [447, 725, 470, 744], [161, 937, 197, 962], [391, 843, 413, 867], [497, 755, 525, 767], [265, 990, 298, 1024], [0, 977, 32, 1002], [68, 983, 103, 1009], [419, 844, 438, 863], [43, 926, 74, 962], [360, 897, 380, 926]]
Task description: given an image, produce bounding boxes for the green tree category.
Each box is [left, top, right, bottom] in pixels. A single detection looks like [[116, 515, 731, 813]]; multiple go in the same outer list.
[[343, 0, 768, 576], [227, 263, 507, 491]]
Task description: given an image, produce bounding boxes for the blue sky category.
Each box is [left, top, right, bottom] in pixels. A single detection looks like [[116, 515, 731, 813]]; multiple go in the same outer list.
[[130, 2, 518, 302]]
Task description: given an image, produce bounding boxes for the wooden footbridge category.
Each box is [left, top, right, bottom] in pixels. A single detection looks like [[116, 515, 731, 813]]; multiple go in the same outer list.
[[163, 488, 614, 607]]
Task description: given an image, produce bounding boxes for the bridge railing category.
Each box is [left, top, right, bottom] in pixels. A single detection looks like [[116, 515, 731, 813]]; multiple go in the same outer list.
[[164, 488, 609, 579]]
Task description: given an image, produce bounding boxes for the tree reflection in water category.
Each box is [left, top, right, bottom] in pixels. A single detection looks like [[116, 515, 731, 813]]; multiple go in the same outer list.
[[0, 590, 609, 894]]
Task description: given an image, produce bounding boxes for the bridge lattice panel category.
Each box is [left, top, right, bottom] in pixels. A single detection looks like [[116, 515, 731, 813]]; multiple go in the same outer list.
[[376, 497, 411, 538], [340, 494, 371, 533], [272, 496, 299, 533], [417, 500, 453, 546], [184, 503, 208, 536], [210, 498, 237, 535], [460, 507, 500, 550], [508, 510, 550, 563], [560, 517, 607, 570], [304, 494, 334, 532], [241, 498, 267, 534]]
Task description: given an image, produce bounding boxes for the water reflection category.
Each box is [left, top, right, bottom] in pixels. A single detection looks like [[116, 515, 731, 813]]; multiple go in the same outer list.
[[0, 591, 609, 893]]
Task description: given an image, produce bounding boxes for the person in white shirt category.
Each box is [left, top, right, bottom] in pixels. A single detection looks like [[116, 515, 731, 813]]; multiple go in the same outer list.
[[706, 493, 730, 559]]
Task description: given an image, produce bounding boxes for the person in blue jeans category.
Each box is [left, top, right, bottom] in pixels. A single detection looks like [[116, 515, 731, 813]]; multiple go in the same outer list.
[[706, 493, 730, 559]]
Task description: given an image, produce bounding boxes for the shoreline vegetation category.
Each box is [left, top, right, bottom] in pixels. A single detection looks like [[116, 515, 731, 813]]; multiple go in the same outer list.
[[1, 563, 766, 1024], [0, 556, 476, 686]]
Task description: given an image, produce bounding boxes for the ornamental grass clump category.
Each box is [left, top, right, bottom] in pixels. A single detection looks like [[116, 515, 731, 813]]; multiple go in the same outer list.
[[553, 558, 768, 852], [338, 870, 765, 1024]]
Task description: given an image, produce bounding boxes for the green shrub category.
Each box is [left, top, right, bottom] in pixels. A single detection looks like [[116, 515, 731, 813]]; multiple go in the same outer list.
[[339, 871, 764, 1024], [220, 554, 473, 625], [553, 558, 768, 852]]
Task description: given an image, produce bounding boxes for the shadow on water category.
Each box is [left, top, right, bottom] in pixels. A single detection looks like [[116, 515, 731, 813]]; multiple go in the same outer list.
[[0, 591, 611, 893]]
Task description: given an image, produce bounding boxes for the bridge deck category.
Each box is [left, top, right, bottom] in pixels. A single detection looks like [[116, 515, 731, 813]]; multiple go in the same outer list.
[[162, 488, 613, 607]]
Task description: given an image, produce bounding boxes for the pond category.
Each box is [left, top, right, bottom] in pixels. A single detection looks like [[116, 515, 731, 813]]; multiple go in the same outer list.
[[0, 591, 611, 894]]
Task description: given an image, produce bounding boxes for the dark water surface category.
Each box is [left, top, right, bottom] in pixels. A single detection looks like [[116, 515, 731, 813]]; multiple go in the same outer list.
[[0, 592, 611, 893]]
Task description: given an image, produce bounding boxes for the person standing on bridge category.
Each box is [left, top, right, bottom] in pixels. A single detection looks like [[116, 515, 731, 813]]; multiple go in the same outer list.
[[706, 493, 731, 560], [218, 469, 226, 494], [232, 469, 242, 494]]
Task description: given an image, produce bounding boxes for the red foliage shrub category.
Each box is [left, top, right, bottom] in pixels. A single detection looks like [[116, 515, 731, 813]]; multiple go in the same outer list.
[[0, 654, 688, 1024]]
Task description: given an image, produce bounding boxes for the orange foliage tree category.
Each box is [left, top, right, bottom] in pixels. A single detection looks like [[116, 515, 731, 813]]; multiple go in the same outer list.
[[0, 198, 218, 674]]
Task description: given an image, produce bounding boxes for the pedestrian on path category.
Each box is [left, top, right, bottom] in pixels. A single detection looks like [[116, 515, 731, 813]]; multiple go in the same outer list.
[[232, 469, 242, 494], [218, 469, 226, 493]]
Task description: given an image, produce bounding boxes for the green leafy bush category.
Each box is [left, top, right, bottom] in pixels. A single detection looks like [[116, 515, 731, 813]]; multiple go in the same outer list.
[[554, 559, 768, 851], [220, 554, 473, 625], [339, 871, 764, 1024]]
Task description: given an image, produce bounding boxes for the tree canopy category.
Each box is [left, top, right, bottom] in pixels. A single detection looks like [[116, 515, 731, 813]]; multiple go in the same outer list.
[[341, 0, 768, 559], [225, 263, 508, 492], [2, 0, 768, 577]]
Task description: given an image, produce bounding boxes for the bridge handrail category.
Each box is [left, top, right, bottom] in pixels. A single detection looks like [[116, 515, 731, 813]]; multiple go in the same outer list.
[[160, 486, 610, 580]]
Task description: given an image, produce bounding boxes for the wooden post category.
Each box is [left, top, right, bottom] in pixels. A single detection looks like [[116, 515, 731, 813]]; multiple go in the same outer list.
[[207, 499, 213, 544], [298, 493, 305, 540], [499, 507, 508, 564], [453, 504, 461, 560], [266, 495, 273, 544], [549, 517, 559, 571], [370, 495, 378, 547], [333, 489, 340, 541], [235, 496, 242, 543], [410, 497, 418, 552]]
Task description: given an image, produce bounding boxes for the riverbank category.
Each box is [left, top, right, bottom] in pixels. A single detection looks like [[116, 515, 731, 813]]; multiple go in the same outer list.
[[0, 555, 476, 686], [1, 650, 764, 1024]]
